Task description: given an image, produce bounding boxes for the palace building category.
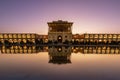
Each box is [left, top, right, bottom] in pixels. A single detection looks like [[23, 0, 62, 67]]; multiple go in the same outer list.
[[0, 20, 120, 45], [48, 20, 73, 43]]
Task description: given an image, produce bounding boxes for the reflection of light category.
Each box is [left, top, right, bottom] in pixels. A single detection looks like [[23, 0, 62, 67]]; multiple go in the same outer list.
[[76, 47, 79, 50], [73, 49, 76, 52], [99, 40, 102, 42], [45, 47, 48, 50]]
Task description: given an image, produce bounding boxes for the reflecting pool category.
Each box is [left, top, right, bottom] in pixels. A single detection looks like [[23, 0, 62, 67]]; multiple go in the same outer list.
[[0, 46, 120, 80]]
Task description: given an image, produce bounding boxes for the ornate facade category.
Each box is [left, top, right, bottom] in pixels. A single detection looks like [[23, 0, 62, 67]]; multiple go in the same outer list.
[[0, 20, 119, 45], [48, 20, 73, 43]]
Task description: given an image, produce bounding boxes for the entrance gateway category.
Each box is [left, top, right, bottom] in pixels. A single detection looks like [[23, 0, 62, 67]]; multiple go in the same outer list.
[[48, 20, 73, 43], [57, 36, 62, 43]]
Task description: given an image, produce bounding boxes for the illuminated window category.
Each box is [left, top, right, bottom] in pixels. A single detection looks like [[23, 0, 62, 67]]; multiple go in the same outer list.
[[90, 34, 93, 38], [103, 39, 107, 42], [27, 34, 30, 38], [113, 34, 117, 38], [4, 34, 8, 38], [18, 39, 21, 42], [118, 35, 120, 39], [58, 36, 62, 39], [94, 34, 98, 38], [99, 39, 102, 42], [13, 34, 17, 38], [9, 39, 13, 43], [103, 34, 107, 38], [9, 34, 12, 38], [45, 39, 48, 43], [108, 34, 112, 38], [99, 34, 103, 38], [31, 34, 35, 38], [22, 34, 26, 38], [90, 39, 93, 42], [49, 27, 52, 31], [23, 39, 26, 43], [0, 34, 3, 38], [18, 34, 21, 38], [76, 39, 79, 41], [85, 34, 89, 38]]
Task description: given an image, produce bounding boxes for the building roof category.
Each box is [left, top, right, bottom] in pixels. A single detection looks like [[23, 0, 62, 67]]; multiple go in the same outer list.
[[47, 20, 73, 24]]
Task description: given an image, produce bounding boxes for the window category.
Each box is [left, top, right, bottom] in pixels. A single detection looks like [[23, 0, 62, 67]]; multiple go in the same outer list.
[[18, 34, 21, 38], [23, 39, 26, 43], [99, 34, 103, 38], [50, 27, 52, 31], [104, 34, 107, 38], [118, 35, 120, 39], [9, 34, 12, 38], [4, 34, 8, 38], [85, 34, 89, 38], [108, 34, 112, 38], [13, 34, 17, 38], [90, 34, 93, 38], [94, 34, 98, 38], [0, 34, 3, 38], [13, 39, 17, 43], [27, 34, 30, 38], [112, 34, 117, 39], [22, 34, 26, 38], [68, 27, 71, 31], [31, 34, 35, 38]]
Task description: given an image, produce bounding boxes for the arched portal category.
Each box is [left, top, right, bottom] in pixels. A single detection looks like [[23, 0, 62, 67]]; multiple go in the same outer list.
[[57, 36, 62, 43]]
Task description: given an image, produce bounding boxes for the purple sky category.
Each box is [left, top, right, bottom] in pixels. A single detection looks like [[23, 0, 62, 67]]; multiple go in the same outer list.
[[0, 0, 120, 34]]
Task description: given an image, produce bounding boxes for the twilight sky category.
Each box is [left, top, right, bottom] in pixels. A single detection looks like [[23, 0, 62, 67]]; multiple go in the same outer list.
[[0, 0, 120, 34]]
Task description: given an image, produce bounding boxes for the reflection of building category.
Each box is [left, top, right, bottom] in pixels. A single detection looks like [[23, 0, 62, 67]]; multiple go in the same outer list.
[[1, 45, 119, 54], [0, 46, 37, 53], [48, 46, 71, 64], [48, 20, 73, 43], [0, 46, 48, 53], [72, 46, 120, 54]]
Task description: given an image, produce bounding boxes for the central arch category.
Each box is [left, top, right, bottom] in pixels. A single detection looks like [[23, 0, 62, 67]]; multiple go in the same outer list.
[[57, 36, 62, 43]]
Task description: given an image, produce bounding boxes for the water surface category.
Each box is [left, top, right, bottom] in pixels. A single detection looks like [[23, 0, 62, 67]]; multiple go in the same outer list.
[[0, 46, 120, 80]]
